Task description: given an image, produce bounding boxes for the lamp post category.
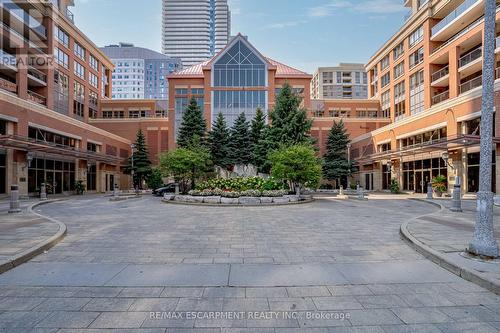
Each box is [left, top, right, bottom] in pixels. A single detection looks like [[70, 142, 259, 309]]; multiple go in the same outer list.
[[442, 151, 462, 212], [469, 0, 499, 258], [130, 144, 136, 191]]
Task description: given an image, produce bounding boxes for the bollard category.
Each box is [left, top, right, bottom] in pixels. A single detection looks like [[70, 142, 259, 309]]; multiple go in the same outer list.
[[174, 183, 180, 195], [40, 183, 47, 201], [9, 185, 21, 213], [113, 184, 119, 197], [339, 185, 344, 196], [427, 182, 433, 199], [450, 176, 463, 212], [357, 185, 367, 200]]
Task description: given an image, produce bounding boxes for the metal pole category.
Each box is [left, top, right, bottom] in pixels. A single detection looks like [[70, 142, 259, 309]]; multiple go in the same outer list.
[[8, 185, 21, 214], [469, 0, 499, 257], [426, 182, 433, 199]]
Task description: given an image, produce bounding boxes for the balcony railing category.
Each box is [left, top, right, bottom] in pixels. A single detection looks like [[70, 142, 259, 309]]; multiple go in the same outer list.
[[0, 49, 17, 69], [460, 76, 482, 94], [27, 90, 46, 105], [431, 65, 449, 82], [458, 47, 482, 68], [66, 8, 74, 23], [27, 67, 47, 83], [0, 77, 17, 93], [431, 0, 481, 37], [432, 90, 450, 105]]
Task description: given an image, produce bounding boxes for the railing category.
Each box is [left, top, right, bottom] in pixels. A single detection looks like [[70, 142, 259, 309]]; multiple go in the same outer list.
[[432, 90, 450, 105], [1, 0, 47, 38], [431, 65, 449, 82], [460, 75, 482, 94], [27, 67, 47, 83], [0, 77, 17, 93], [431, 0, 481, 37], [458, 47, 482, 68], [27, 90, 46, 105], [66, 8, 74, 23], [0, 49, 17, 69]]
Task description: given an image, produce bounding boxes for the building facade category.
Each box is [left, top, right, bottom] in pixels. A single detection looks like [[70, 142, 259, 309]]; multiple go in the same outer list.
[[0, 0, 131, 197], [351, 0, 500, 195], [162, 0, 231, 67], [311, 64, 368, 100], [101, 43, 182, 100]]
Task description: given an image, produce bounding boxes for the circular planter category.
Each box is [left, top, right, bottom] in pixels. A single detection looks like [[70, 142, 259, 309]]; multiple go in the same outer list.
[[162, 194, 313, 206]]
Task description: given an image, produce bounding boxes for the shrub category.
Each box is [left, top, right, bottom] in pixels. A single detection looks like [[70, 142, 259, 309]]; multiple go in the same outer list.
[[390, 178, 400, 194], [432, 175, 448, 193], [221, 191, 241, 198], [196, 176, 284, 192], [240, 189, 262, 197], [262, 190, 288, 197]]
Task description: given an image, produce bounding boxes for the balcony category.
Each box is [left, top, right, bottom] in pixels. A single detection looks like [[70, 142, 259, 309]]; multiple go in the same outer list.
[[27, 67, 47, 86], [431, 0, 484, 41], [458, 47, 482, 77], [27, 90, 46, 105], [460, 75, 482, 94], [432, 90, 450, 105], [0, 49, 17, 72], [0, 77, 17, 94], [431, 65, 450, 87], [66, 8, 75, 23]]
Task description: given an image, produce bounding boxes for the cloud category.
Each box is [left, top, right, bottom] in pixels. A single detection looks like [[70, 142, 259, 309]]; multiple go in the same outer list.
[[261, 20, 308, 30], [308, 0, 406, 18]]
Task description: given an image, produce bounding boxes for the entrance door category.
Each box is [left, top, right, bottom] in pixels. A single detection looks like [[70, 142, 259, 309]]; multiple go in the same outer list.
[[109, 174, 114, 192], [54, 172, 62, 194]]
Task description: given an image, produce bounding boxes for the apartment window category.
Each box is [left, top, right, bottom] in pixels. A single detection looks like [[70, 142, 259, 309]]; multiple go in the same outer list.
[[89, 91, 98, 118], [381, 72, 390, 88], [87, 142, 98, 152], [54, 47, 68, 69], [409, 47, 424, 68], [355, 72, 361, 84], [54, 70, 69, 115], [74, 81, 85, 102], [394, 61, 404, 79], [89, 55, 99, 72], [380, 55, 390, 70], [73, 100, 84, 118], [395, 101, 405, 120], [322, 72, 333, 84], [74, 61, 85, 79], [191, 88, 204, 95], [394, 81, 405, 100], [74, 42, 85, 61], [409, 70, 424, 115], [89, 73, 98, 88], [54, 25, 69, 48], [393, 42, 404, 60], [409, 26, 424, 47], [175, 88, 188, 95], [381, 90, 390, 108]]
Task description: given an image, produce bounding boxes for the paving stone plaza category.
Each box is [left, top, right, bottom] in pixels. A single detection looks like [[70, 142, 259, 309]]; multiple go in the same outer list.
[[0, 195, 499, 332]]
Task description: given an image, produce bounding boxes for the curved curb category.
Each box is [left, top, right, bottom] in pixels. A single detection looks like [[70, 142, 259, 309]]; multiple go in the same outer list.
[[162, 198, 315, 207], [400, 198, 500, 295], [0, 199, 67, 274]]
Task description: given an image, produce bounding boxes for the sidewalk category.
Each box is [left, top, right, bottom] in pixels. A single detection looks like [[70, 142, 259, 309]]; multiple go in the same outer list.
[[401, 198, 500, 294], [0, 200, 67, 274]]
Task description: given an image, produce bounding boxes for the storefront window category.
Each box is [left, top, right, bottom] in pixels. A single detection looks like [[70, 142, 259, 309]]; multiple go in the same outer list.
[[402, 158, 447, 193], [28, 158, 75, 194], [0, 153, 5, 194], [467, 152, 496, 193]]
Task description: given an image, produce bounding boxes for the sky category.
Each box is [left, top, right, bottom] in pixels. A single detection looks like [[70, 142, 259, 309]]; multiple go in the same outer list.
[[72, 0, 410, 73]]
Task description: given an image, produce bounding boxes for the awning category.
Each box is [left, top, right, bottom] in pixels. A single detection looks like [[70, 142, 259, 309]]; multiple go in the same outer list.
[[355, 134, 500, 165], [0, 135, 125, 164]]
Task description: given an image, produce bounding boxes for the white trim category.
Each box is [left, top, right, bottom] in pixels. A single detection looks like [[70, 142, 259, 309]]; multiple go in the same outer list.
[[377, 139, 391, 145], [395, 122, 447, 140], [28, 122, 83, 140], [456, 110, 481, 122], [147, 127, 159, 130], [0, 114, 18, 123], [87, 139, 102, 146]]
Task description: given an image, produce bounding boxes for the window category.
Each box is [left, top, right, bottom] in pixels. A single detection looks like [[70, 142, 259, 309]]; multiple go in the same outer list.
[[89, 91, 98, 118], [394, 81, 405, 100], [87, 142, 98, 152], [74, 42, 85, 61], [409, 26, 424, 47], [73, 100, 84, 118], [89, 55, 99, 72], [54, 70, 68, 115], [393, 42, 404, 60], [54, 47, 68, 68], [381, 72, 390, 88], [74, 61, 85, 79], [89, 73, 98, 88], [74, 81, 85, 102], [54, 25, 69, 48], [213, 40, 266, 87], [213, 90, 266, 127], [380, 55, 390, 70], [175, 88, 188, 95], [381, 90, 390, 117], [410, 70, 424, 115], [191, 88, 204, 95], [395, 101, 405, 120], [409, 47, 424, 68], [394, 61, 404, 79]]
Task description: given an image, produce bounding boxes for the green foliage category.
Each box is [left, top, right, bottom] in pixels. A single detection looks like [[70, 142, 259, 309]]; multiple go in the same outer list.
[[196, 176, 286, 192], [229, 113, 252, 165], [390, 178, 400, 194], [431, 175, 447, 193], [250, 107, 267, 166], [146, 168, 164, 190], [269, 144, 322, 192], [125, 129, 152, 189], [188, 188, 288, 198], [323, 121, 353, 181], [159, 146, 212, 193], [208, 113, 232, 168], [177, 97, 207, 148], [75, 180, 85, 195]]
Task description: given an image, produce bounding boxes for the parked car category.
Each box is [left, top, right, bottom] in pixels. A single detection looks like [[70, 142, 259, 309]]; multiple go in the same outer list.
[[152, 183, 176, 196]]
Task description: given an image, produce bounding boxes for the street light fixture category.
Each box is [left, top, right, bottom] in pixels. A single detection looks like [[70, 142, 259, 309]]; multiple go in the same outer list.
[[469, 0, 499, 258]]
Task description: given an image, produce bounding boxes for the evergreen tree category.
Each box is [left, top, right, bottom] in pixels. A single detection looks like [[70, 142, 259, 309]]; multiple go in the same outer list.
[[126, 129, 152, 189], [208, 113, 232, 168], [250, 107, 267, 167], [268, 83, 313, 146], [323, 121, 352, 186], [229, 113, 252, 165], [177, 97, 206, 148]]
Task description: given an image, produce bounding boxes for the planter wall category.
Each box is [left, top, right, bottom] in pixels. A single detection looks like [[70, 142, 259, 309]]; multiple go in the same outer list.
[[162, 194, 311, 206]]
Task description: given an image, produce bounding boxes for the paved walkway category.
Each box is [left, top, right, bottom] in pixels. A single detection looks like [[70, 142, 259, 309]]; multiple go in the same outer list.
[[0, 195, 498, 331], [405, 198, 500, 291]]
